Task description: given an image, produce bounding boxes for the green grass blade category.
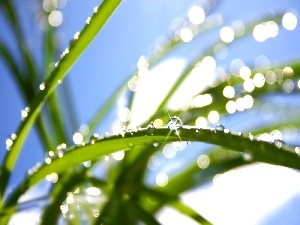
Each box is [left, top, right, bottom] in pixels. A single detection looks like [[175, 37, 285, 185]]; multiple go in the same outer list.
[[0, 0, 121, 204], [4, 126, 300, 209]]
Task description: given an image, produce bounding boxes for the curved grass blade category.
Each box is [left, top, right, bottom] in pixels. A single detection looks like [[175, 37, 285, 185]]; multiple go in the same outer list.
[[4, 126, 300, 209], [0, 0, 122, 204]]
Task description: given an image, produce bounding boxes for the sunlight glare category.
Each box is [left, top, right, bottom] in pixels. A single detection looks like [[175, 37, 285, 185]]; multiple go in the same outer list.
[[220, 26, 234, 43], [282, 12, 297, 30], [188, 6, 205, 25]]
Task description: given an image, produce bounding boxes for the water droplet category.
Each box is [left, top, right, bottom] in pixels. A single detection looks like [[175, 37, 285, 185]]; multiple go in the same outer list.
[[58, 79, 63, 84], [56, 143, 67, 158], [83, 160, 91, 167], [39, 82, 46, 90], [147, 122, 155, 135], [73, 132, 83, 145], [89, 134, 99, 144], [242, 150, 253, 161], [54, 61, 59, 67], [274, 139, 284, 148], [295, 147, 300, 156], [167, 116, 182, 131], [45, 150, 55, 164], [187, 141, 192, 145], [6, 137, 13, 150], [94, 6, 98, 13], [74, 32, 80, 40], [215, 124, 225, 132], [21, 107, 30, 120], [248, 133, 254, 140], [86, 17, 91, 24], [153, 143, 159, 147], [46, 172, 58, 183]]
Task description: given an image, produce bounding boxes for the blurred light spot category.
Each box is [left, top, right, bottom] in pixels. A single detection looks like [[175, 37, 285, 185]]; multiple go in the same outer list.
[[236, 98, 245, 111], [214, 43, 228, 59], [230, 59, 245, 76], [231, 20, 245, 37], [43, 0, 57, 12], [163, 144, 177, 159], [282, 66, 294, 77], [112, 150, 125, 161], [46, 173, 58, 183], [223, 86, 235, 99], [282, 12, 297, 30], [226, 100, 236, 114], [48, 10, 63, 27], [265, 71, 276, 85], [243, 78, 255, 92], [298, 79, 300, 89], [260, 103, 274, 120], [86, 187, 101, 196], [195, 117, 208, 128], [197, 154, 210, 169], [253, 21, 278, 42], [151, 119, 162, 128], [256, 133, 273, 142], [255, 55, 270, 71], [94, 6, 98, 13], [282, 79, 294, 93], [180, 28, 193, 42], [243, 95, 254, 109], [83, 160, 91, 167], [73, 132, 83, 145], [220, 26, 234, 43], [239, 66, 251, 80], [79, 124, 89, 136], [208, 110, 219, 124], [191, 94, 213, 108], [156, 173, 168, 187], [188, 6, 205, 25], [253, 73, 265, 87], [148, 156, 160, 170], [118, 107, 131, 122]]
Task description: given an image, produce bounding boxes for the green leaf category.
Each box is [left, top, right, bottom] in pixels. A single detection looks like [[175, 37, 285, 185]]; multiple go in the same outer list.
[[4, 126, 300, 209], [0, 0, 121, 205]]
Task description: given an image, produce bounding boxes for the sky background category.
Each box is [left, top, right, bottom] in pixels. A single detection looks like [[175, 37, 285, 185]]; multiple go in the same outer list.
[[1, 0, 300, 224]]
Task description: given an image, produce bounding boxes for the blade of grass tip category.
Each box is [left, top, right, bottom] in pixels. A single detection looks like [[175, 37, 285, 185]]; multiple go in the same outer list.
[[4, 126, 300, 210], [0, 0, 122, 205], [145, 14, 285, 125]]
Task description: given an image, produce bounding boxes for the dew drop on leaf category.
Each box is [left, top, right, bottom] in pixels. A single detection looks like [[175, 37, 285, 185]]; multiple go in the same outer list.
[[242, 150, 253, 161], [295, 147, 300, 156], [274, 139, 284, 149], [89, 134, 99, 144], [215, 124, 225, 131], [167, 116, 182, 131], [147, 122, 155, 135], [21, 107, 30, 120]]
